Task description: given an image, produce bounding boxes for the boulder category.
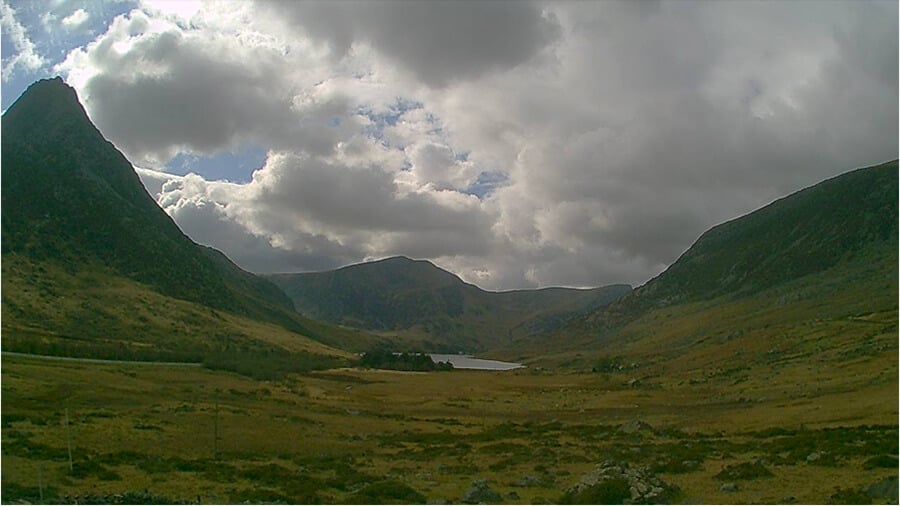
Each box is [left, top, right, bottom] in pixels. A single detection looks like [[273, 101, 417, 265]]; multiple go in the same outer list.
[[561, 460, 679, 504]]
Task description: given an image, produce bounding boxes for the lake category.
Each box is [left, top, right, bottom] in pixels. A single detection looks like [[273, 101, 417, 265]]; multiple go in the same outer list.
[[429, 354, 524, 371]]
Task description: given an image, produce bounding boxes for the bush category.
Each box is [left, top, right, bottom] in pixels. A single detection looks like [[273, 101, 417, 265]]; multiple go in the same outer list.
[[560, 477, 632, 504], [346, 480, 426, 504], [863, 455, 898, 469], [714, 461, 774, 481]]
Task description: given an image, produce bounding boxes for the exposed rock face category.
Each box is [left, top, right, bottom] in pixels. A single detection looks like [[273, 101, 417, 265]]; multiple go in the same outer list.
[[562, 460, 680, 504]]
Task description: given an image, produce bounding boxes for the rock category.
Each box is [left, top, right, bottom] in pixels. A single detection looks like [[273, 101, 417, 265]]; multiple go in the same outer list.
[[563, 460, 679, 504], [865, 475, 899, 502], [720, 483, 738, 492], [462, 479, 502, 504]]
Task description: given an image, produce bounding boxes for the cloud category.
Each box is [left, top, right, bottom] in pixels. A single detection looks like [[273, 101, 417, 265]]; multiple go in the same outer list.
[[140, 0, 202, 22], [61, 8, 90, 30], [259, 0, 561, 87], [1, 1, 46, 80], [61, 1, 898, 290]]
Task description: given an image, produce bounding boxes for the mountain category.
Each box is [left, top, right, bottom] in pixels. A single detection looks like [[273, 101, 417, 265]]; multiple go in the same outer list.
[[532, 161, 897, 379], [1, 77, 376, 360], [588, 160, 898, 329], [267, 256, 631, 351]]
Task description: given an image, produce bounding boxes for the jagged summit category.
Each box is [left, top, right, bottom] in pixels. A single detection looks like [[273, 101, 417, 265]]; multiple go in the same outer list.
[[1, 77, 301, 326]]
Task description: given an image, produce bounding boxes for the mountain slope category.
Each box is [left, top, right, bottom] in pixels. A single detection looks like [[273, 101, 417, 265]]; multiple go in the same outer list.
[[1, 77, 376, 357], [522, 160, 898, 374], [268, 256, 631, 351], [2, 77, 292, 319], [588, 160, 898, 329]]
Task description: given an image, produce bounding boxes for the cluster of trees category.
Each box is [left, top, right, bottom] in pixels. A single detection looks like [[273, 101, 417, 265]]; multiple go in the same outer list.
[[359, 347, 453, 372]]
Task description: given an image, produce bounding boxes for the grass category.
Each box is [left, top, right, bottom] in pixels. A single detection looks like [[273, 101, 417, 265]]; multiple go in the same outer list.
[[2, 347, 896, 504]]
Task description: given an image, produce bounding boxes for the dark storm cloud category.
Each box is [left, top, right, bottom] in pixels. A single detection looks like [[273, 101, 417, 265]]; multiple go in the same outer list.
[[260, 0, 561, 87]]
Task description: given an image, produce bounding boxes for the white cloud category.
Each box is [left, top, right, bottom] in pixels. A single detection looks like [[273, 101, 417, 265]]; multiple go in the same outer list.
[[1, 1, 46, 80], [60, 0, 898, 290], [61, 8, 90, 30], [140, 0, 202, 23]]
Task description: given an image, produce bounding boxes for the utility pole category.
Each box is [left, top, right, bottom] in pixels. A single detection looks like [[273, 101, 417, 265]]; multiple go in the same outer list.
[[65, 408, 73, 473]]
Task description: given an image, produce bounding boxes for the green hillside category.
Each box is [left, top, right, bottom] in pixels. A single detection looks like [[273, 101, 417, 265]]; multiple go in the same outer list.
[[268, 256, 631, 351], [587, 160, 898, 330], [1, 77, 377, 361], [517, 161, 898, 383]]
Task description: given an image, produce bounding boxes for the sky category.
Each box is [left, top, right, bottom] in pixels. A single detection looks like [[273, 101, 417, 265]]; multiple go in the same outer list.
[[2, 0, 897, 290]]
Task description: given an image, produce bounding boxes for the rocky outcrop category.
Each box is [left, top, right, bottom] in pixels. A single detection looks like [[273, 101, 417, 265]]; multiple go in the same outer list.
[[561, 460, 680, 504]]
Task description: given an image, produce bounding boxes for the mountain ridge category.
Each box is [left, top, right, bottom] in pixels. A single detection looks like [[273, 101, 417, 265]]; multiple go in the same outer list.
[[582, 159, 898, 333], [268, 256, 631, 351], [1, 77, 377, 359]]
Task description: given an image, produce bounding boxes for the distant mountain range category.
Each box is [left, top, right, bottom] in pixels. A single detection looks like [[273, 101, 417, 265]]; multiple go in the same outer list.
[[2, 77, 895, 373], [268, 257, 630, 351]]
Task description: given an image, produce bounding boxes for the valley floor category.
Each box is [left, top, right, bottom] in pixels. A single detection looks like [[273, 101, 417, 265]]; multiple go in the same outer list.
[[2, 349, 896, 504]]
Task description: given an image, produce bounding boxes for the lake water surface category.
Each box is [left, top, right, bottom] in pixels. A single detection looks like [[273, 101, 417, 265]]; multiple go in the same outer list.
[[429, 354, 524, 371]]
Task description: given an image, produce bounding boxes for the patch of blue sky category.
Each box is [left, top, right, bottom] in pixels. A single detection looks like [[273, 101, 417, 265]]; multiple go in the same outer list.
[[358, 97, 423, 145], [1, 0, 136, 109], [466, 171, 509, 198], [164, 144, 268, 183]]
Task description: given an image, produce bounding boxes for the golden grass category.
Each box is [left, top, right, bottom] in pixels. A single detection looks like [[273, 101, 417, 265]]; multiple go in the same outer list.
[[3, 346, 896, 504]]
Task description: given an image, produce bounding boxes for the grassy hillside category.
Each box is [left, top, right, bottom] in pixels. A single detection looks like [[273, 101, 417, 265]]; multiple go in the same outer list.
[[595, 160, 898, 327], [1, 77, 299, 326], [506, 160, 898, 399], [1, 77, 381, 362], [268, 256, 631, 351]]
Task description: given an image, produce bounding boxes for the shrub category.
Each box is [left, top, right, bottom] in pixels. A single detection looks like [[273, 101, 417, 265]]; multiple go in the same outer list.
[[346, 479, 426, 504], [560, 477, 632, 504], [714, 461, 774, 481], [863, 455, 898, 469]]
